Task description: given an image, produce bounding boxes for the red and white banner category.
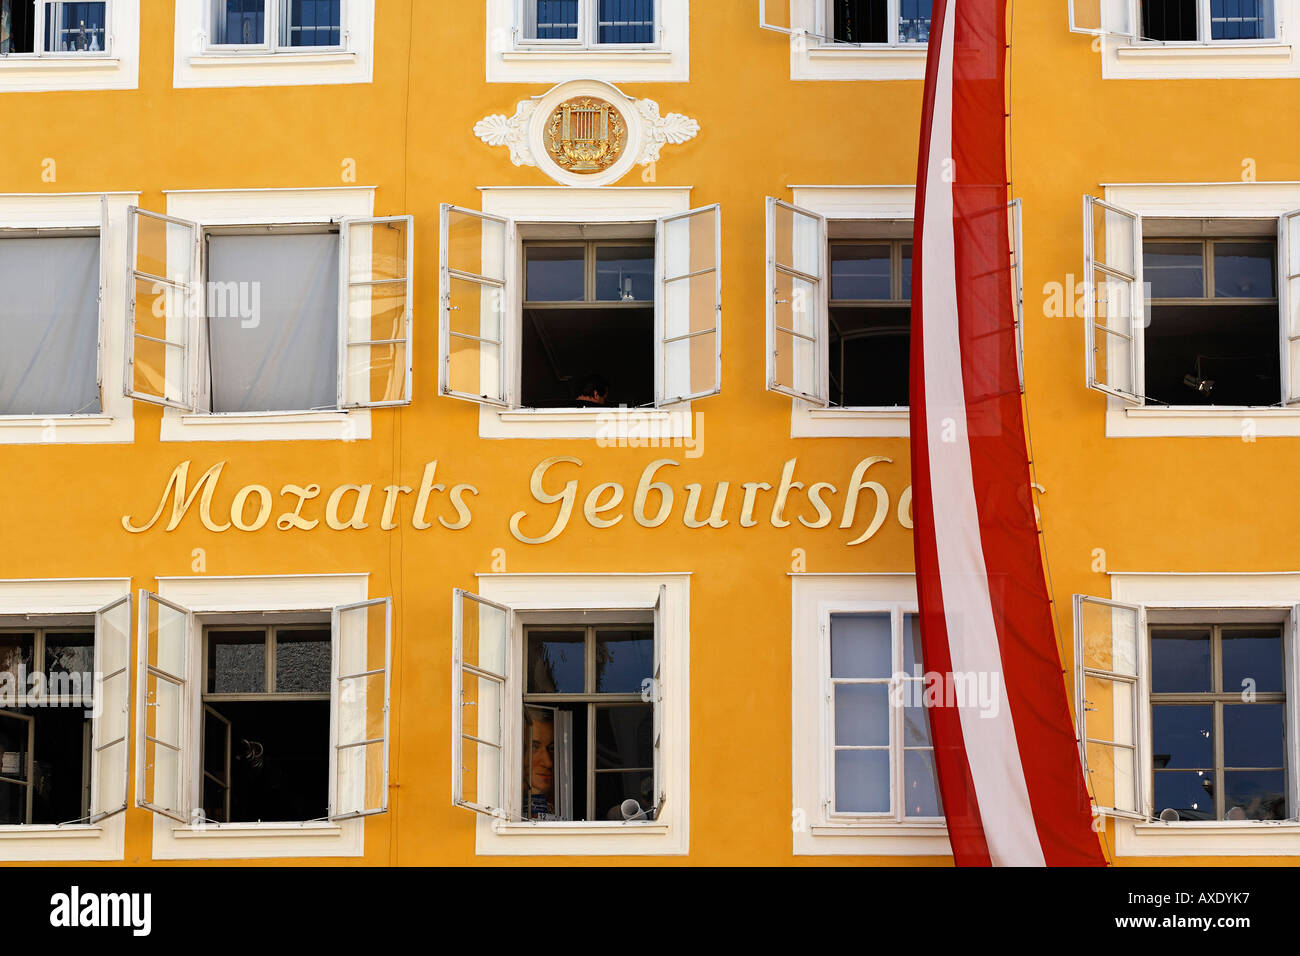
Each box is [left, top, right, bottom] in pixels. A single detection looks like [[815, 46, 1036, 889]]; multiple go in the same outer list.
[[910, 0, 1105, 866]]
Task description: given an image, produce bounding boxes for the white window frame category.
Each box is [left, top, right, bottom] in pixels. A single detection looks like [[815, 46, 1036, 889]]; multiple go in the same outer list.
[[1090, 182, 1300, 437], [449, 186, 711, 442], [0, 193, 136, 445], [124, 187, 399, 443], [760, 0, 929, 81], [455, 573, 689, 856], [1, 0, 113, 56], [792, 574, 950, 856], [174, 0, 372, 89], [1093, 573, 1300, 857], [486, 0, 687, 83], [0, 578, 130, 862], [140, 573, 377, 860], [0, 0, 136, 92], [202, 0, 347, 54]]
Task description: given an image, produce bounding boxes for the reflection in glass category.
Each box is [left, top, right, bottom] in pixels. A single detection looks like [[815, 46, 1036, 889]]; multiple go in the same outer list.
[[1222, 628, 1284, 693], [831, 244, 892, 301], [1214, 242, 1276, 298], [1152, 704, 1214, 769], [275, 629, 331, 694], [526, 631, 585, 693], [1144, 242, 1204, 298], [207, 631, 266, 694], [830, 613, 891, 679], [595, 246, 654, 302], [1150, 628, 1212, 692], [595, 629, 653, 693], [525, 246, 585, 302]]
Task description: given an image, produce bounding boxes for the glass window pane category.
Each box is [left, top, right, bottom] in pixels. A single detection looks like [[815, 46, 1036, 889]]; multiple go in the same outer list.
[[902, 613, 923, 676], [1213, 241, 1277, 298], [525, 245, 585, 302], [45, 631, 94, 682], [213, 0, 266, 45], [595, 245, 654, 302], [903, 749, 942, 817], [1150, 628, 1213, 692], [1152, 703, 1214, 768], [275, 628, 331, 693], [1224, 770, 1286, 820], [900, 243, 913, 299], [526, 631, 585, 693], [530, 0, 579, 40], [1154, 769, 1215, 820], [1142, 0, 1199, 41], [1222, 627, 1284, 694], [1211, 0, 1275, 40], [206, 631, 266, 694], [903, 690, 933, 748], [0, 635, 35, 686], [1223, 703, 1285, 768], [283, 0, 341, 47], [594, 703, 652, 769], [898, 1, 932, 43], [1144, 242, 1205, 298], [835, 683, 889, 747], [833, 0, 888, 43], [830, 613, 892, 678], [594, 629, 653, 694], [831, 243, 892, 300], [834, 749, 889, 813], [44, 2, 106, 52], [597, 0, 655, 44]]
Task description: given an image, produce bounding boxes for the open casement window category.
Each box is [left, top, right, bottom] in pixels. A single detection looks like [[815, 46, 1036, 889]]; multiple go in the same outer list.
[[1280, 210, 1300, 406], [89, 593, 131, 823], [1068, 0, 1136, 38], [766, 197, 828, 406], [452, 589, 513, 819], [650, 585, 665, 817], [201, 704, 232, 824], [1074, 595, 1148, 821], [1083, 196, 1144, 405], [658, 204, 722, 405], [0, 711, 34, 823], [759, 0, 796, 35], [440, 205, 511, 408], [125, 207, 199, 412], [0, 1, 113, 55], [1009, 198, 1026, 393], [330, 597, 393, 820], [136, 591, 193, 824], [339, 216, 414, 409]]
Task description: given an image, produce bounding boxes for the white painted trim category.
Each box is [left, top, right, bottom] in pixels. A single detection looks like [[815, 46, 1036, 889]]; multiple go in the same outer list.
[[791, 404, 910, 439], [776, 0, 929, 81], [470, 573, 689, 856], [159, 187, 374, 443], [486, 0, 689, 83], [0, 578, 130, 861], [1110, 572, 1300, 857], [150, 573, 367, 860], [0, 1, 138, 92], [791, 574, 952, 856], [173, 0, 374, 88], [0, 193, 137, 445]]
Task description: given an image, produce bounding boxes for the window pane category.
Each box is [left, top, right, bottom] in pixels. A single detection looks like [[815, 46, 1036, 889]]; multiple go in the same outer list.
[[283, 0, 341, 47], [829, 306, 911, 407], [1154, 770, 1215, 820], [830, 613, 891, 678], [594, 703, 652, 769], [1211, 0, 1275, 40], [1213, 241, 1276, 298], [597, 0, 655, 44], [594, 769, 654, 818], [1143, 242, 1204, 298], [902, 613, 923, 676], [275, 629, 331, 694], [831, 244, 892, 300], [900, 243, 913, 297], [834, 749, 889, 812], [1142, 0, 1198, 41], [207, 631, 266, 694], [1223, 703, 1285, 768], [526, 631, 585, 693], [903, 749, 942, 817], [206, 232, 340, 414], [0, 635, 35, 686], [44, 2, 106, 52], [1152, 703, 1214, 768], [595, 246, 654, 302], [1150, 628, 1212, 692], [594, 629, 653, 694], [528, 0, 579, 40], [525, 245, 585, 302], [1224, 770, 1286, 820], [832, 0, 888, 43], [213, 0, 266, 45], [0, 236, 101, 416], [898, 0, 932, 43], [45, 632, 94, 682], [1222, 628, 1284, 694], [835, 683, 889, 746]]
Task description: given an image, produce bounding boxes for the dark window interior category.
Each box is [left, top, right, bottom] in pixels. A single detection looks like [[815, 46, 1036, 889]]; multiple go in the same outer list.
[[1142, 0, 1199, 41], [0, 709, 89, 826], [833, 0, 888, 43], [1, 0, 36, 54], [829, 240, 912, 407]]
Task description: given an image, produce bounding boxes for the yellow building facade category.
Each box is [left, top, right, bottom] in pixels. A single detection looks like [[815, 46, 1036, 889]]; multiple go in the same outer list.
[[0, 0, 1297, 866]]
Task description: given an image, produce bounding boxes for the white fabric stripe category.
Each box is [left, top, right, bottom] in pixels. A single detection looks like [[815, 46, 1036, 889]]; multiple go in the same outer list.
[[920, 2, 1044, 867]]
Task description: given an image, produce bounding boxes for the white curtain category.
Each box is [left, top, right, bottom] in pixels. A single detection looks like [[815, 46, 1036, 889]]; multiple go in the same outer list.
[[206, 233, 339, 413], [0, 236, 101, 416]]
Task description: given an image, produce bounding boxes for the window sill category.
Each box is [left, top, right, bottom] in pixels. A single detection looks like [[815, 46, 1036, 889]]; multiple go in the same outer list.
[[503, 48, 670, 61], [1106, 402, 1300, 438], [807, 44, 928, 59], [189, 50, 357, 68], [152, 813, 363, 859], [171, 822, 344, 840], [1115, 41, 1291, 60], [0, 823, 103, 839], [0, 55, 120, 70], [1118, 818, 1300, 856], [790, 37, 928, 80], [162, 408, 371, 443], [494, 821, 669, 836], [791, 402, 909, 439], [0, 816, 122, 861], [481, 403, 696, 443], [810, 821, 946, 835], [0, 414, 133, 445], [796, 821, 951, 856]]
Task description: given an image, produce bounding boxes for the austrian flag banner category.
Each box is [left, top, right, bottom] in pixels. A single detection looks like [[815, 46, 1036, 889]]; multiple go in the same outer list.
[[910, 0, 1105, 867]]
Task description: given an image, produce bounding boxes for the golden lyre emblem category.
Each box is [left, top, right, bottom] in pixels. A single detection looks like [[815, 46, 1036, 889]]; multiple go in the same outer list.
[[545, 97, 628, 174]]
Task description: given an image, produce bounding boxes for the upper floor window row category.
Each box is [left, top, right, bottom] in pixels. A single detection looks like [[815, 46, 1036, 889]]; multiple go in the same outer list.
[[207, 0, 344, 52], [761, 0, 932, 48], [0, 1, 109, 55], [1071, 0, 1281, 44], [520, 0, 657, 47]]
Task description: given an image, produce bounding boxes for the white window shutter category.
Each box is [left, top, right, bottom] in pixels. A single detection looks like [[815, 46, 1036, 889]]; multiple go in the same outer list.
[[1073, 594, 1147, 821], [330, 597, 393, 820], [89, 592, 131, 823], [1068, 0, 1135, 38], [339, 215, 414, 408], [1009, 198, 1026, 393], [759, 0, 795, 35], [95, 194, 109, 409], [657, 203, 722, 406], [124, 207, 199, 412], [452, 588, 514, 819], [136, 590, 194, 823], [651, 584, 666, 820], [202, 704, 232, 824], [1280, 210, 1300, 406], [1083, 196, 1143, 405], [767, 197, 827, 405], [439, 204, 513, 408]]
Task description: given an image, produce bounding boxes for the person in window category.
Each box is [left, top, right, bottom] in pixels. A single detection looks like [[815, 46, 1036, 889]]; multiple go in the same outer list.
[[574, 374, 609, 408], [523, 707, 556, 820]]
